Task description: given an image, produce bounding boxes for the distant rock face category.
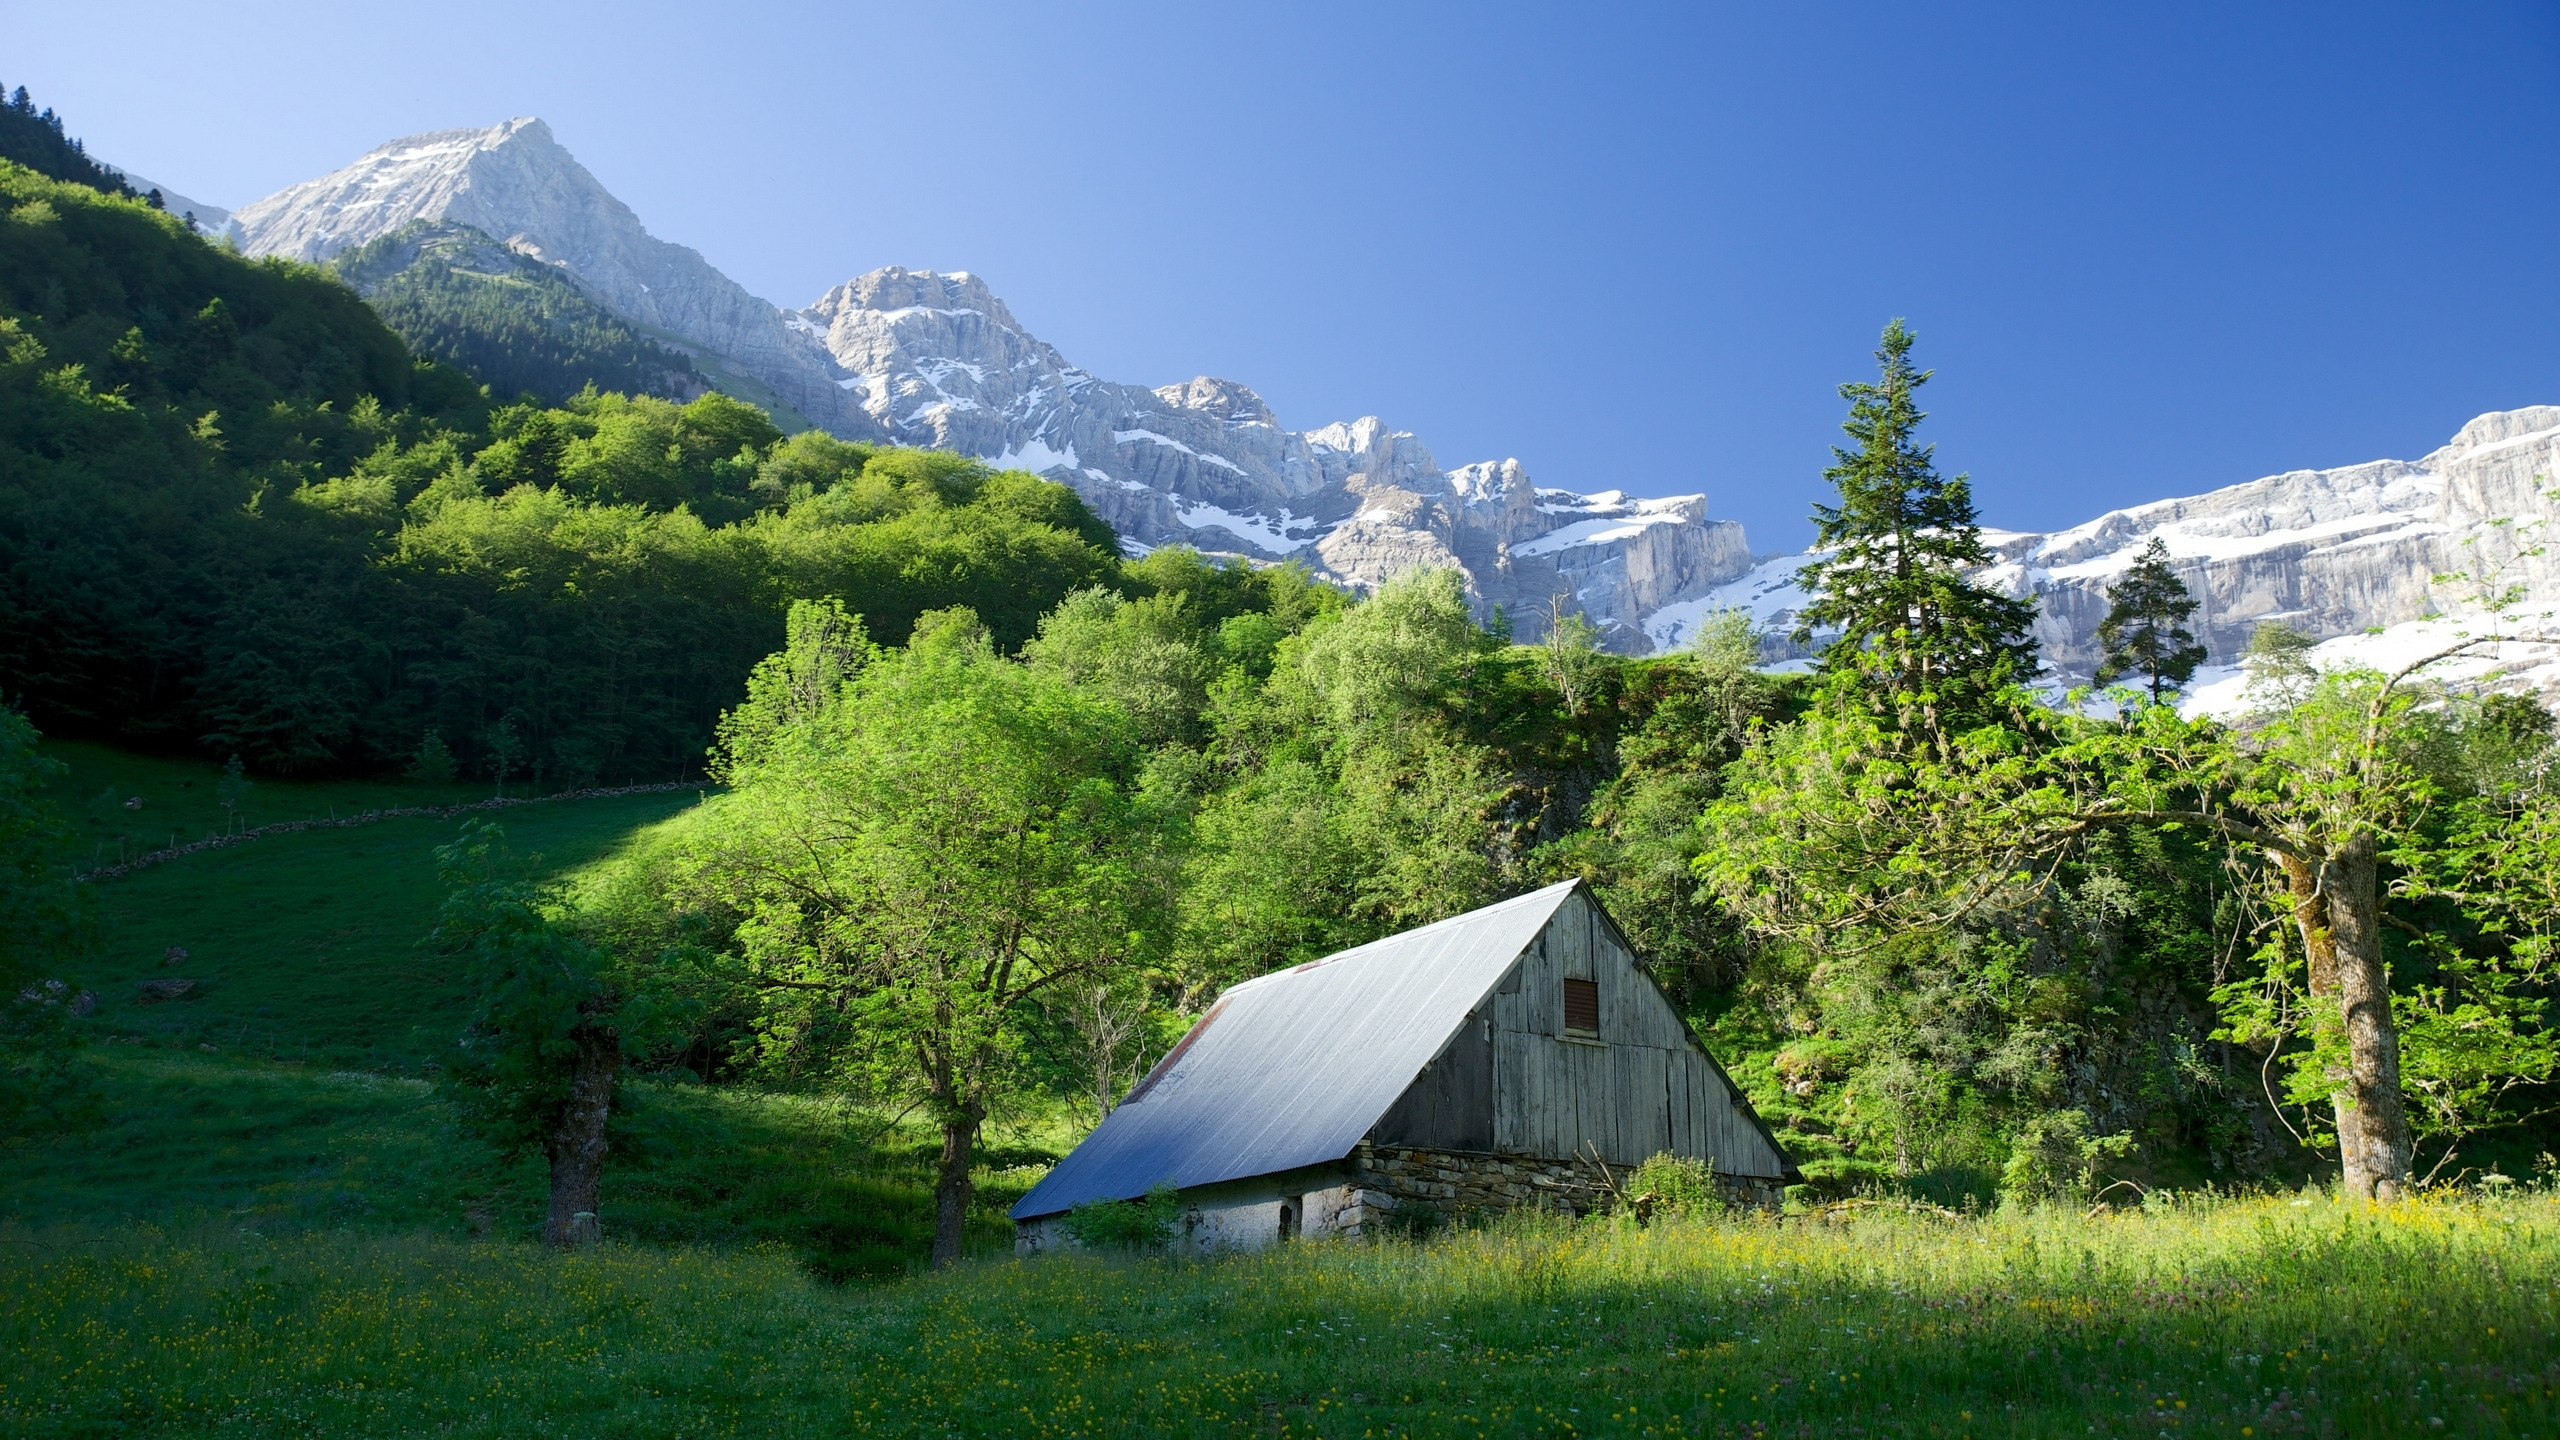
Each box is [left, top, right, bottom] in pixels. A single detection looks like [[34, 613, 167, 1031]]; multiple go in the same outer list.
[[793, 265, 1754, 643], [1650, 407, 2560, 694], [111, 169, 239, 246], [230, 121, 1759, 649], [231, 119, 883, 440]]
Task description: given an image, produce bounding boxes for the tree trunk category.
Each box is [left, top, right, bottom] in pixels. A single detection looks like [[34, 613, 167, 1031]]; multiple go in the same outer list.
[[2325, 836, 2413, 1200], [931, 1102, 984, 1268], [2280, 852, 2361, 1185], [542, 1023, 618, 1248]]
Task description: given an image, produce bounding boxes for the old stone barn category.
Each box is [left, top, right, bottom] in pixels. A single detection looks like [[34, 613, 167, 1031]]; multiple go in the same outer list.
[[1013, 879, 1798, 1251]]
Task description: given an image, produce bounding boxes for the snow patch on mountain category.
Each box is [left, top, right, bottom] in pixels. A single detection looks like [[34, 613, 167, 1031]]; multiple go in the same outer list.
[[1689, 408, 2560, 697]]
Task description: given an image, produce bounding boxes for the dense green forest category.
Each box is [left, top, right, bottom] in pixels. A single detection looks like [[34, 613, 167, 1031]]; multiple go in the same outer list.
[[334, 220, 708, 406], [0, 83, 143, 200], [478, 324, 2557, 1256]]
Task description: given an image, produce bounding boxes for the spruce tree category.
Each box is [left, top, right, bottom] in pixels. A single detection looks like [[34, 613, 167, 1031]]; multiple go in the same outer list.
[[1794, 321, 2040, 718], [2092, 537, 2208, 702]]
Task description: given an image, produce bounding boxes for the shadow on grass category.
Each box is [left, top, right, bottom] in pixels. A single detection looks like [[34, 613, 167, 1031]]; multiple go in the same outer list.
[[1, 1047, 1049, 1282]]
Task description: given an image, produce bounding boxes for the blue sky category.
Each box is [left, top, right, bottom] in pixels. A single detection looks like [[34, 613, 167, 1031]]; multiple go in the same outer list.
[[11, 1, 2557, 548]]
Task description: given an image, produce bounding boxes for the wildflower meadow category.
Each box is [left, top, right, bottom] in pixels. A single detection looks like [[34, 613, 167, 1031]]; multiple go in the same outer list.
[[6, 1189, 2555, 1438]]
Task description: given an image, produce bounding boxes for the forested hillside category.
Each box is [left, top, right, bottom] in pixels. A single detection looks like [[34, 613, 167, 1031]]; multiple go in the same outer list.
[[0, 83, 139, 198], [334, 220, 708, 406], [0, 156, 1122, 782]]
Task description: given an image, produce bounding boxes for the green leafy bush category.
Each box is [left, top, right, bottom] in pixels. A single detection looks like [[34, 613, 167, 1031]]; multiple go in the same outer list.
[[1623, 1151, 1723, 1222], [1058, 1183, 1181, 1250], [1999, 1108, 2135, 1207]]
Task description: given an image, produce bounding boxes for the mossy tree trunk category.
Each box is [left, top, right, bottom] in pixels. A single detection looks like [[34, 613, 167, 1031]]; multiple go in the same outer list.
[[931, 1100, 984, 1268], [2324, 837, 2412, 1199], [542, 1024, 618, 1247]]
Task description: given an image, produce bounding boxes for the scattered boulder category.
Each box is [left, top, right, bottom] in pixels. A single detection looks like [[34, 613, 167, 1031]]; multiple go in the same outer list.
[[17, 978, 96, 1015], [135, 978, 197, 1002], [162, 945, 189, 967]]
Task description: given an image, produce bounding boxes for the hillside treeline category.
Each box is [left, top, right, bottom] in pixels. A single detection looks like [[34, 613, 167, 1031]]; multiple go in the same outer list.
[[0, 159, 1120, 782], [333, 220, 710, 407]]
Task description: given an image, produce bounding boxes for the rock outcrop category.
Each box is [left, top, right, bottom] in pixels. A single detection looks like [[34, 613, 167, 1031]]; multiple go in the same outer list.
[[788, 265, 1755, 644], [231, 119, 882, 439]]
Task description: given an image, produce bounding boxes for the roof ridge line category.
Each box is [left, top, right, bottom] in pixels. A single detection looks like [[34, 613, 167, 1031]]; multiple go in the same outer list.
[[1221, 878, 1582, 995]]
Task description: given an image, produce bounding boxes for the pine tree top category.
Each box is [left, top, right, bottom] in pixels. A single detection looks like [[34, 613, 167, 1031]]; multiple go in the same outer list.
[[2093, 537, 2207, 701], [1794, 321, 2040, 711]]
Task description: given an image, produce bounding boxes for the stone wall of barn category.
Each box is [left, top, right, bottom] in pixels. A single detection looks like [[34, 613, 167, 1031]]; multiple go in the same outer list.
[[1335, 1143, 1784, 1233], [1014, 1145, 1784, 1254]]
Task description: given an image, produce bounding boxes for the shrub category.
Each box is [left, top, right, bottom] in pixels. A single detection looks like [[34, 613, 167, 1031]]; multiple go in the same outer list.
[[1624, 1151, 1723, 1222], [1058, 1182, 1180, 1250], [1999, 1107, 2136, 1207]]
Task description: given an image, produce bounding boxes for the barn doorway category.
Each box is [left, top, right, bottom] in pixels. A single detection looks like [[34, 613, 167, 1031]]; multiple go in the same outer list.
[[1278, 1196, 1301, 1242]]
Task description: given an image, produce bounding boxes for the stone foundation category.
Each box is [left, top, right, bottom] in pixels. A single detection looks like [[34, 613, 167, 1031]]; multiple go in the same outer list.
[[1328, 1144, 1785, 1235], [1017, 1148, 1790, 1252]]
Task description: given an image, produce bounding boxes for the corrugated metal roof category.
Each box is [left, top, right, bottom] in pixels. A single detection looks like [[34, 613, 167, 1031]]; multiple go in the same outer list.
[[1011, 879, 1582, 1220]]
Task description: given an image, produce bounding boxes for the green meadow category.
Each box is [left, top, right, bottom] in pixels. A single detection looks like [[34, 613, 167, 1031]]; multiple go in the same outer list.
[[5, 1195, 2556, 1438], [15, 745, 1044, 1271], [7, 741, 2557, 1438]]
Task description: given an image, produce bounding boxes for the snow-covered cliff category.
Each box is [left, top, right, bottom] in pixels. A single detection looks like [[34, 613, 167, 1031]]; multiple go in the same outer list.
[[1645, 407, 2560, 703]]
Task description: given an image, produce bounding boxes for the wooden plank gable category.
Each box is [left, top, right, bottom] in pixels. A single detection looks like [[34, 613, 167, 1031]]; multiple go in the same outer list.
[[1470, 887, 1798, 1180]]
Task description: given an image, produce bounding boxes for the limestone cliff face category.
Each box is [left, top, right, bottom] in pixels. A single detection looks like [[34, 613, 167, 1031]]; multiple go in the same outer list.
[[1647, 407, 2560, 689], [230, 119, 881, 439], [1987, 407, 2560, 678]]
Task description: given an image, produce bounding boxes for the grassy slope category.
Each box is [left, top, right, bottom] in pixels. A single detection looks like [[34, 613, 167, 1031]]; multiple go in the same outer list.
[[13, 742, 2558, 1437], [72, 800, 703, 1066], [6, 1194, 2557, 1437], [10, 742, 1049, 1274]]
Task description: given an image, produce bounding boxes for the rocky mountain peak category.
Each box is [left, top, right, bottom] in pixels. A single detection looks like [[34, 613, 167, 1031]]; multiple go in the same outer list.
[[233, 117, 568, 264], [233, 120, 883, 441], [1154, 378, 1277, 429], [811, 266, 1021, 330], [2429, 405, 2560, 464]]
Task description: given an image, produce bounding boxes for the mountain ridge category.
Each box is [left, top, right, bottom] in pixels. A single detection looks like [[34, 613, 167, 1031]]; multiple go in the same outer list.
[[206, 116, 2560, 675], [222, 118, 1752, 647], [1658, 406, 2560, 706]]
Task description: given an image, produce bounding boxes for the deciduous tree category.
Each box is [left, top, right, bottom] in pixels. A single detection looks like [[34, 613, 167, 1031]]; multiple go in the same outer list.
[[429, 821, 693, 1245], [655, 603, 1173, 1264]]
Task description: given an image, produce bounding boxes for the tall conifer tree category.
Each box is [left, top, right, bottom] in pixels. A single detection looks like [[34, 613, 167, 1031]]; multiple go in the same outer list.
[[2092, 537, 2208, 702], [1794, 321, 2039, 718]]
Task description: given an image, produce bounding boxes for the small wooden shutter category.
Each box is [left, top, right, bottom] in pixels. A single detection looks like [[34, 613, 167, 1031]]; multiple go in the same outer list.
[[1563, 978, 1600, 1034]]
